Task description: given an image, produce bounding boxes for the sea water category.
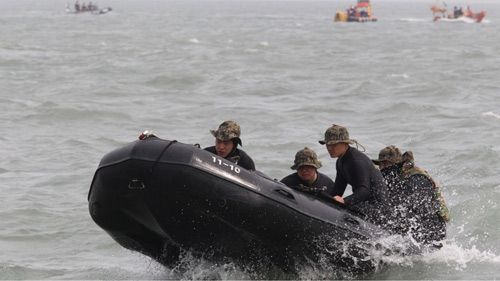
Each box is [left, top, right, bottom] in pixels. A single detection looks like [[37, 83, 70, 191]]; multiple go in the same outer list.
[[1, 0, 499, 279]]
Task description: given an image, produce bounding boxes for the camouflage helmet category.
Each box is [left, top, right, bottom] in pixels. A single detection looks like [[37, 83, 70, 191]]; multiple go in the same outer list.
[[210, 120, 242, 146], [291, 147, 322, 170], [319, 124, 356, 145], [372, 145, 403, 165]]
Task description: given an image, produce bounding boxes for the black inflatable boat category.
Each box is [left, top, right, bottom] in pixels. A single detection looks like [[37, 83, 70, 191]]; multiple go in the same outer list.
[[88, 133, 391, 273]]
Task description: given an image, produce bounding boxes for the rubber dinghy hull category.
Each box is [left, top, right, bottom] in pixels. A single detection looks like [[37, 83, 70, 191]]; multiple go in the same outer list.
[[88, 135, 390, 273]]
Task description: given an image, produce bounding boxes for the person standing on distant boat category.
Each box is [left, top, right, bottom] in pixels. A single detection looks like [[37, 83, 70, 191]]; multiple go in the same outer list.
[[465, 6, 474, 17], [372, 145, 449, 244], [205, 120, 256, 171], [281, 147, 335, 195], [74, 0, 80, 12], [319, 124, 390, 224], [347, 6, 356, 17]]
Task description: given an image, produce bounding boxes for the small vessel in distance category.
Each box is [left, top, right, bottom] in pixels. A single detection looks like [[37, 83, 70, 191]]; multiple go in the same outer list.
[[334, 0, 377, 22], [431, 4, 486, 23], [64, 2, 112, 15]]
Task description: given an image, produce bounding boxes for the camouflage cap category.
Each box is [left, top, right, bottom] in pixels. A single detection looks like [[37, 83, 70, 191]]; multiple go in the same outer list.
[[210, 120, 242, 146], [291, 147, 322, 170], [372, 145, 403, 165], [318, 124, 356, 145]]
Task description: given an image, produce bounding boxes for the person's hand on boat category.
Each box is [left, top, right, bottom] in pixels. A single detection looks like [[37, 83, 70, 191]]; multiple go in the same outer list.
[[333, 196, 344, 204]]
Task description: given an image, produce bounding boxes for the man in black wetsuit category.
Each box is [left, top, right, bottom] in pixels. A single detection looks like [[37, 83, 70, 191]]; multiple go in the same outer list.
[[281, 147, 335, 195], [205, 120, 255, 171], [373, 145, 449, 244], [319, 124, 390, 224]]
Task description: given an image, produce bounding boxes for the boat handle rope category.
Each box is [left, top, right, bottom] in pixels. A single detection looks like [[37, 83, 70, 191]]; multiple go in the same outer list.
[[149, 140, 177, 174]]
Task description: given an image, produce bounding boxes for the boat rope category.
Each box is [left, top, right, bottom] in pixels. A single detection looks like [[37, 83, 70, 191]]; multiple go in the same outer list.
[[149, 140, 177, 174]]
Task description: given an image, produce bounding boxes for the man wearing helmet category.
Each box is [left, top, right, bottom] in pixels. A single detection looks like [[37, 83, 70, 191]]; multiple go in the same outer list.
[[204, 120, 256, 171], [280, 147, 335, 195]]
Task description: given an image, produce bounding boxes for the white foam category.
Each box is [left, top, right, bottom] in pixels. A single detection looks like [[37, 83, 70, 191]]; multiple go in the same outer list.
[[438, 17, 476, 24], [399, 18, 426, 22], [389, 73, 409, 79], [482, 111, 500, 119], [417, 241, 500, 270]]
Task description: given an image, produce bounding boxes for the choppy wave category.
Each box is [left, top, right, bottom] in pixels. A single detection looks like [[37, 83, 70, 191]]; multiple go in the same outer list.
[[422, 241, 500, 268], [398, 18, 427, 22], [482, 111, 500, 119]]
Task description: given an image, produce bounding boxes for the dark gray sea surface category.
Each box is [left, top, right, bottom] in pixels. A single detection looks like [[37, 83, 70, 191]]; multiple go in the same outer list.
[[1, 0, 499, 279]]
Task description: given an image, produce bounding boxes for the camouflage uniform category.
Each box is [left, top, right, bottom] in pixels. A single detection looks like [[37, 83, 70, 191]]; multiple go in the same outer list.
[[204, 121, 255, 171], [373, 146, 450, 223], [281, 147, 335, 195], [374, 145, 450, 243], [400, 151, 450, 222]]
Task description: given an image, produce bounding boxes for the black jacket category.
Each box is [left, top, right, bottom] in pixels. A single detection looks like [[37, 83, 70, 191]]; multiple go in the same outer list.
[[332, 146, 390, 206], [280, 171, 335, 195]]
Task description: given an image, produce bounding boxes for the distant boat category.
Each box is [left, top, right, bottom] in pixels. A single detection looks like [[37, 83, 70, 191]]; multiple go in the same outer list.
[[431, 4, 486, 23], [334, 0, 377, 22], [64, 3, 112, 15]]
